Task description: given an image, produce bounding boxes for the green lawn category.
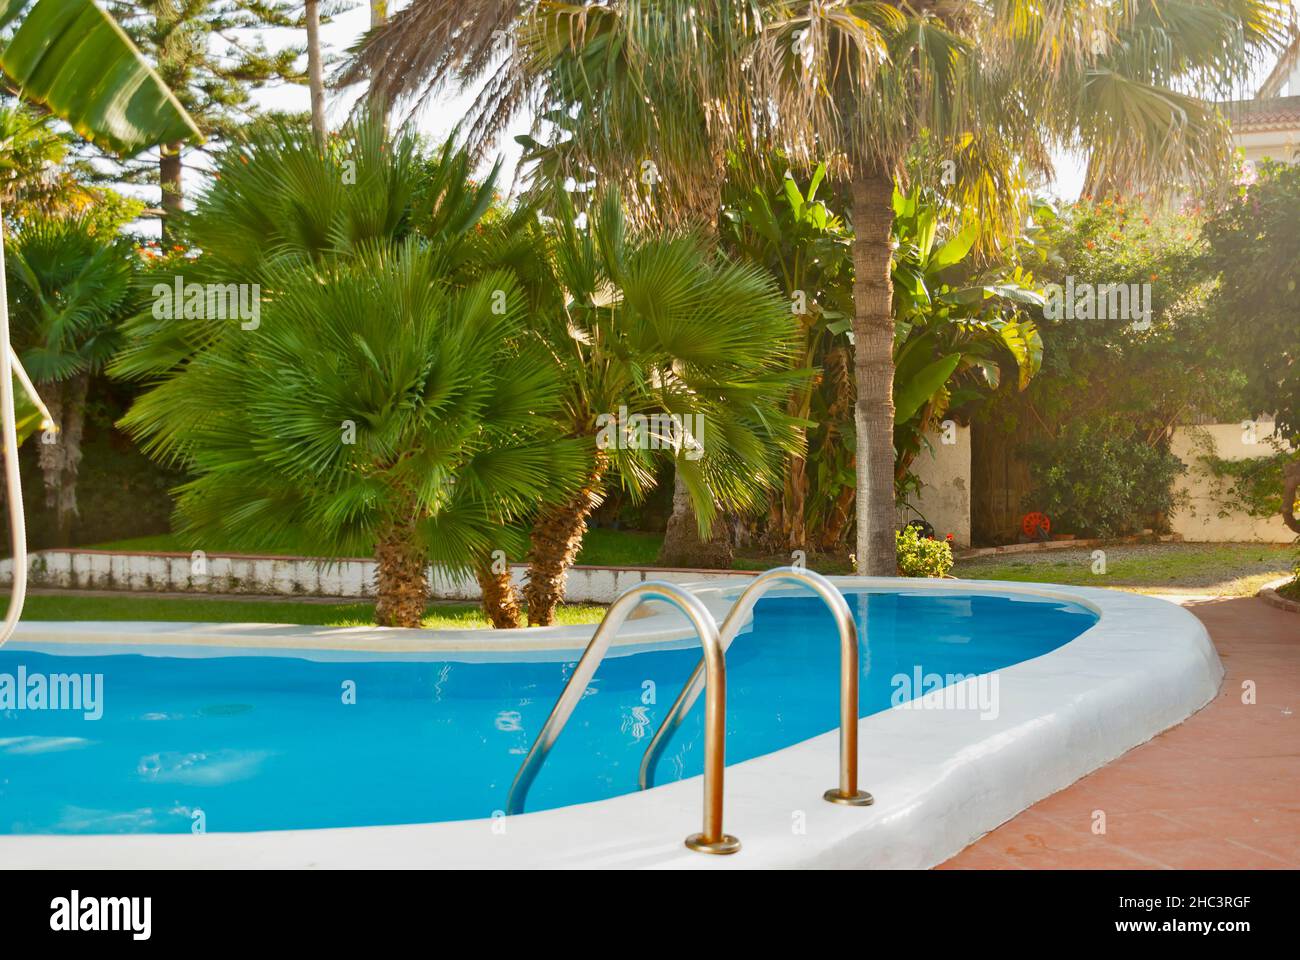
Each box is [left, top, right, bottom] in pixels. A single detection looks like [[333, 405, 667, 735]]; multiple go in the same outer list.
[[955, 542, 1296, 597], [39, 536, 1299, 628], [16, 594, 606, 629]]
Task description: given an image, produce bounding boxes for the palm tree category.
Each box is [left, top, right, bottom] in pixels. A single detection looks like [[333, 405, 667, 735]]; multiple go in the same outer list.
[[346, 0, 1285, 575], [120, 242, 585, 626], [110, 116, 466, 381], [497, 189, 801, 625], [4, 217, 132, 544], [113, 116, 589, 626]]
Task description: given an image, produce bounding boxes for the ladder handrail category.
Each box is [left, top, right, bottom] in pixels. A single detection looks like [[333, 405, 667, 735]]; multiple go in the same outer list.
[[0, 207, 33, 651], [637, 567, 872, 806], [505, 580, 740, 853]]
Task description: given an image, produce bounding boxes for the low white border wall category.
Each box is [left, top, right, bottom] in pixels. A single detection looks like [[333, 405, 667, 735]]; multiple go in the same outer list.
[[0, 577, 1222, 869], [0, 550, 750, 604]]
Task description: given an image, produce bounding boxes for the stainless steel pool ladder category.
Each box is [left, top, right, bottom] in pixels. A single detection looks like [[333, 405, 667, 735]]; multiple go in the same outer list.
[[638, 567, 873, 809], [504, 567, 870, 855]]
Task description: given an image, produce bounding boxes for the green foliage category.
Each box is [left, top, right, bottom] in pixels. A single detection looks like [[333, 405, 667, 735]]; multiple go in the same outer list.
[[1024, 416, 1187, 537], [720, 163, 1043, 547], [979, 196, 1236, 542], [1197, 442, 1295, 520], [891, 185, 1043, 499], [111, 116, 485, 381], [114, 119, 588, 574], [720, 155, 854, 546], [1015, 197, 1233, 433], [534, 187, 803, 531], [104, 1, 316, 142], [4, 215, 133, 383], [120, 240, 584, 570], [895, 524, 953, 578], [1202, 159, 1300, 447]]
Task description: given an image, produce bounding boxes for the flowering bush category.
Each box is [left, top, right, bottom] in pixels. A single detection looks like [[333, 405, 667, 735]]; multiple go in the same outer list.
[[896, 525, 954, 578]]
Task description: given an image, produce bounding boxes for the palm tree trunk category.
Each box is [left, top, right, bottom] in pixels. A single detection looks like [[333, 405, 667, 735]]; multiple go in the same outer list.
[[523, 458, 607, 626], [305, 0, 327, 146], [849, 167, 898, 576], [159, 143, 182, 240], [476, 562, 521, 629], [367, 0, 391, 128], [36, 379, 64, 539], [657, 471, 734, 568], [54, 372, 87, 544], [373, 507, 428, 627]]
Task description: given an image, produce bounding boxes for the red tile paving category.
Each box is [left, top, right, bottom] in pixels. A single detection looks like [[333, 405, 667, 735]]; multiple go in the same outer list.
[[940, 595, 1299, 869]]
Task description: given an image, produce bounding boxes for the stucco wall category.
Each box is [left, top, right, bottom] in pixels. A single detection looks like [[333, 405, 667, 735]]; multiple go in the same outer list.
[[900, 423, 972, 546], [1170, 422, 1296, 543]]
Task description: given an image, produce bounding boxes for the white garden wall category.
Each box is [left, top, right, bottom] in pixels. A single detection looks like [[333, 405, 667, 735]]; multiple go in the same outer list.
[[901, 423, 972, 547], [1169, 422, 1296, 543], [0, 550, 749, 604]]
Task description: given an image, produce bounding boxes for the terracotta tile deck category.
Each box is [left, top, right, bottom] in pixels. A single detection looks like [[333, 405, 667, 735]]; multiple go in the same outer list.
[[940, 595, 1299, 869]]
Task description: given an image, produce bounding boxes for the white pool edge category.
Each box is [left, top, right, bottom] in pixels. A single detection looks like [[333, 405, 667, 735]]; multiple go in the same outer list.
[[0, 576, 1222, 869]]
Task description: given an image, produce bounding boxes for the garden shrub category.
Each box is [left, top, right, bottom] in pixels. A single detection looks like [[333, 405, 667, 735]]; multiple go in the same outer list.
[[1023, 416, 1186, 537], [895, 525, 954, 577]]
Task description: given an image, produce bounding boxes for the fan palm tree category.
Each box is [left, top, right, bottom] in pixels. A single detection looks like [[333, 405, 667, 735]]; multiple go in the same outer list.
[[120, 242, 586, 627], [114, 116, 591, 626], [4, 216, 133, 543], [346, 0, 1285, 574], [492, 188, 801, 625], [110, 115, 489, 380]]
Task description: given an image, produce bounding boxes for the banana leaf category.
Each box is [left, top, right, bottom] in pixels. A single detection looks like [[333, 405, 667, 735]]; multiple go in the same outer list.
[[0, 0, 202, 156]]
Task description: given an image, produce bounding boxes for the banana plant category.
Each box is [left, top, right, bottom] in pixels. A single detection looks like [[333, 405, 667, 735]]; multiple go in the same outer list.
[[721, 155, 854, 550], [890, 186, 1044, 499]]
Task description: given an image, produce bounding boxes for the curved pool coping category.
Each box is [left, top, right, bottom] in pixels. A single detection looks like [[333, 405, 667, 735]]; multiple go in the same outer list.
[[0, 576, 1222, 869]]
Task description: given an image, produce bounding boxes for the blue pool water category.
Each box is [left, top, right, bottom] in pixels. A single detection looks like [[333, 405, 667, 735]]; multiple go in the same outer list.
[[0, 589, 1096, 834]]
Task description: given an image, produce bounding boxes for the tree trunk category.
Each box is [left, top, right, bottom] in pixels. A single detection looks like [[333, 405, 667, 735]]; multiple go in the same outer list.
[[367, 0, 391, 128], [1282, 459, 1300, 535], [523, 459, 607, 626], [849, 167, 899, 576], [657, 471, 734, 568], [54, 373, 87, 544], [785, 451, 807, 549], [159, 143, 182, 241], [36, 379, 64, 539], [305, 0, 327, 146], [373, 507, 429, 627], [476, 562, 521, 629]]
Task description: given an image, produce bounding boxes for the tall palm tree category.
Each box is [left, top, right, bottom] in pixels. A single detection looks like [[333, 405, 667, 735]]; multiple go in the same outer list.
[[346, 0, 1285, 574], [5, 216, 133, 543], [748, 0, 1283, 571]]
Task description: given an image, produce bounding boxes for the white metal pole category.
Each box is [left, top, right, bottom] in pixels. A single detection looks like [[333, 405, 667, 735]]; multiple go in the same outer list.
[[0, 196, 29, 647]]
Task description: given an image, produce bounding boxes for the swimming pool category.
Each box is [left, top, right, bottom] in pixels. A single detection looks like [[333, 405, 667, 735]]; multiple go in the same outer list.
[[0, 587, 1096, 835]]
